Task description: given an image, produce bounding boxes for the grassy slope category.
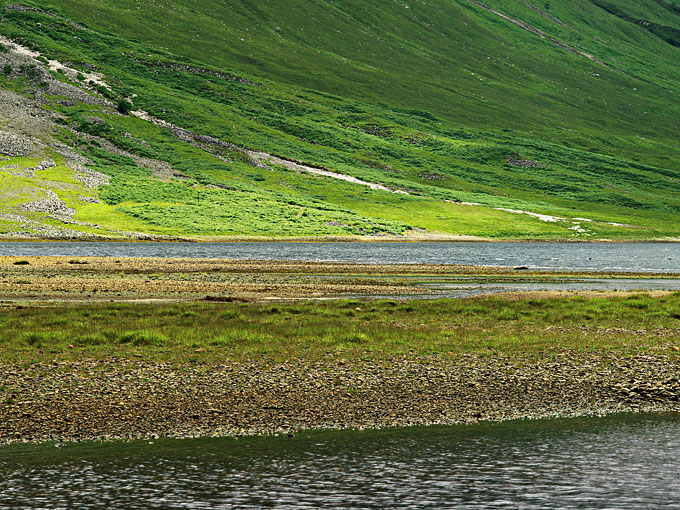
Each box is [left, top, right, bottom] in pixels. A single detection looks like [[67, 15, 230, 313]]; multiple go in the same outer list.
[[38, 0, 680, 158], [0, 0, 679, 239]]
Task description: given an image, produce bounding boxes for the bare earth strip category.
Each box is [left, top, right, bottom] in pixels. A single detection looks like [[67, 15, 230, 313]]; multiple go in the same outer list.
[[247, 151, 409, 194]]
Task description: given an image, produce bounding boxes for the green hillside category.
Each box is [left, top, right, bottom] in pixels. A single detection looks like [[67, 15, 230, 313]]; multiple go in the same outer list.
[[1, 0, 680, 239]]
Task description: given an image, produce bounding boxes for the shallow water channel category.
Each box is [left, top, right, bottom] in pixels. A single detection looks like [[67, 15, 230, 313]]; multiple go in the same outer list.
[[412, 276, 680, 298], [2, 413, 679, 509]]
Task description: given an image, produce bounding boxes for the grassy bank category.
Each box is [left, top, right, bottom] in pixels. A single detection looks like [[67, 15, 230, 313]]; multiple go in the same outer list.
[[2, 255, 680, 443], [3, 293, 680, 364], [1, 256, 679, 363]]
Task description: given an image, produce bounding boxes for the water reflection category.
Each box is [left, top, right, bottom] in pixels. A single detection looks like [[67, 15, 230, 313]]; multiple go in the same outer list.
[[2, 414, 680, 508]]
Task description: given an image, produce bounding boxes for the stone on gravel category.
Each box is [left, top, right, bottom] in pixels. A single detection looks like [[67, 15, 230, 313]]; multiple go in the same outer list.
[[0, 130, 35, 156]]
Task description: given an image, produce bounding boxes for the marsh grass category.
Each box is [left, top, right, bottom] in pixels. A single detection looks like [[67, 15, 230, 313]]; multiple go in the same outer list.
[[2, 293, 680, 363]]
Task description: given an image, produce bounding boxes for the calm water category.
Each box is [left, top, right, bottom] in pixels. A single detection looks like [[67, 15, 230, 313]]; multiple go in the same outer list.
[[2, 414, 679, 509], [1, 241, 679, 272]]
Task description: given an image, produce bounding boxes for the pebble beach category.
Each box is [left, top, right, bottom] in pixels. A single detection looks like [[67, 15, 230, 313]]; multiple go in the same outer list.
[[2, 353, 680, 444]]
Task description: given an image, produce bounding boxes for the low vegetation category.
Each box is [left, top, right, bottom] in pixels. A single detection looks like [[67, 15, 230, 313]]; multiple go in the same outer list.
[[3, 293, 680, 363]]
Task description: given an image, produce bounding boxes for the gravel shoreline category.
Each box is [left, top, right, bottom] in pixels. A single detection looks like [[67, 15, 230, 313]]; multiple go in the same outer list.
[[2, 354, 679, 444]]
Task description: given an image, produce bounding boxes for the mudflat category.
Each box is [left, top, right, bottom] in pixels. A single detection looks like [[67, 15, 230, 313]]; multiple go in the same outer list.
[[1, 256, 680, 444], [0, 255, 675, 303]]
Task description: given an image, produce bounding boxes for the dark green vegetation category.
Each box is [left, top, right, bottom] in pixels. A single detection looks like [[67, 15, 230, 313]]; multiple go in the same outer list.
[[3, 293, 680, 363], [1, 1, 680, 238]]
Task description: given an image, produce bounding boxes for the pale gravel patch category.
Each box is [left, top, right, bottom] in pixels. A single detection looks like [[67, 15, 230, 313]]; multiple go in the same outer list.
[[0, 130, 35, 157], [34, 158, 56, 171], [494, 207, 564, 223], [132, 109, 406, 192], [0, 211, 98, 238], [5, 158, 58, 178], [4, 164, 35, 178], [22, 189, 75, 221], [77, 195, 102, 204], [64, 126, 183, 180], [0, 35, 112, 93]]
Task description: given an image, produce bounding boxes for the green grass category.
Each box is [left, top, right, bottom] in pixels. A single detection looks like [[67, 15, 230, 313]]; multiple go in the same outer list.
[[2, 293, 680, 363], [0, 1, 679, 238]]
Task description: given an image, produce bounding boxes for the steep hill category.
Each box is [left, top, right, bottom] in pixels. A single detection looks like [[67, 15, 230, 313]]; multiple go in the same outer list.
[[1, 0, 679, 240]]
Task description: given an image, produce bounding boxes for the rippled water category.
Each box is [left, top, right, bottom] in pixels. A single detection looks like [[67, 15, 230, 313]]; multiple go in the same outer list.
[[2, 414, 680, 509], [1, 241, 679, 272]]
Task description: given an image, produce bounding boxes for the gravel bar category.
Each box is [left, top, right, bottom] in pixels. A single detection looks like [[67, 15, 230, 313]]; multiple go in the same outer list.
[[2, 354, 679, 444]]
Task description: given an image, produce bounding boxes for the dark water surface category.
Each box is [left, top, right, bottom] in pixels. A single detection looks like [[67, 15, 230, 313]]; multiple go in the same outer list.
[[1, 241, 679, 272], [2, 414, 680, 509]]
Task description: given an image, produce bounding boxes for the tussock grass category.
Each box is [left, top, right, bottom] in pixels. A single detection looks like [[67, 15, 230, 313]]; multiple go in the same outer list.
[[2, 293, 680, 363]]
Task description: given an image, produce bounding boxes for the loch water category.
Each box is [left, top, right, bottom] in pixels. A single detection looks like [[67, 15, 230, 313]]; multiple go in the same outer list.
[[1, 241, 679, 272], [2, 414, 680, 509]]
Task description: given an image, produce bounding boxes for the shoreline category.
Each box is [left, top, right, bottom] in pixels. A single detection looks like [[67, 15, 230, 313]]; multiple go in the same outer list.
[[2, 235, 680, 244], [2, 257, 679, 446], [0, 255, 678, 305], [2, 353, 679, 445]]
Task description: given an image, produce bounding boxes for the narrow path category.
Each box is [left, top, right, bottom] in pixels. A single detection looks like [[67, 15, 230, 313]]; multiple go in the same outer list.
[[467, 1, 610, 68]]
